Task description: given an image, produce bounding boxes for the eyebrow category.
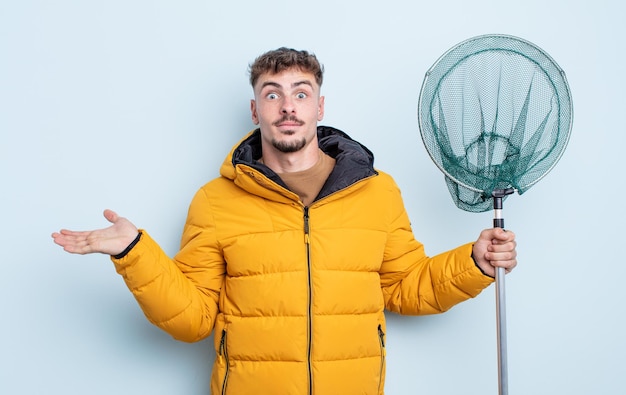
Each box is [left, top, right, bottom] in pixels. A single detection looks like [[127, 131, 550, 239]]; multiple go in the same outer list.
[[260, 80, 314, 90]]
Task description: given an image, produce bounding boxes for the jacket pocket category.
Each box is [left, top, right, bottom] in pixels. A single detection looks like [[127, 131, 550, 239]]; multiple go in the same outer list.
[[218, 329, 230, 395], [377, 324, 386, 394]]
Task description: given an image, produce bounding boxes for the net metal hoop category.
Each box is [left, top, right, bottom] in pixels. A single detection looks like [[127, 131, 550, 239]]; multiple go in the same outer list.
[[418, 34, 573, 200]]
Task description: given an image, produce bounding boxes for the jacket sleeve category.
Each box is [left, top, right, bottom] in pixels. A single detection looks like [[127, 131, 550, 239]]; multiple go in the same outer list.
[[111, 187, 224, 342], [378, 181, 493, 316]]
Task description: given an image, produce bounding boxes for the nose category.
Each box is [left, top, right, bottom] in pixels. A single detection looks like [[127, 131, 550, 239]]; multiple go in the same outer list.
[[281, 97, 295, 114]]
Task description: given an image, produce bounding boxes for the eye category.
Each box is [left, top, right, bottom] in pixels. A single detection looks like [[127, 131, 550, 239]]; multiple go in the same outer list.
[[266, 93, 279, 100], [296, 92, 307, 99]]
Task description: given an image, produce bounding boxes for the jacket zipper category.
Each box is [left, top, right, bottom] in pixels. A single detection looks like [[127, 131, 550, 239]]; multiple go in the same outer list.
[[377, 324, 386, 394], [304, 206, 313, 395], [219, 329, 229, 395]]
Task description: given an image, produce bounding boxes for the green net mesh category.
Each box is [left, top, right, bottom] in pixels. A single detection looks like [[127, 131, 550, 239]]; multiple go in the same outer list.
[[418, 34, 573, 212]]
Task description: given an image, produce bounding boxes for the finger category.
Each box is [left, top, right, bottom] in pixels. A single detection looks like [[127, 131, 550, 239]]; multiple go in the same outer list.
[[52, 231, 80, 245], [52, 236, 86, 254], [491, 254, 517, 265], [486, 248, 517, 262], [57, 229, 90, 237], [489, 241, 517, 253], [52, 230, 93, 252], [500, 260, 517, 273], [488, 256, 517, 272]]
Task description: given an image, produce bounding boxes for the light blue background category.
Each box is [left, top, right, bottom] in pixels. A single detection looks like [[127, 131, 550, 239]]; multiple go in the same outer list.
[[1, 1, 624, 394]]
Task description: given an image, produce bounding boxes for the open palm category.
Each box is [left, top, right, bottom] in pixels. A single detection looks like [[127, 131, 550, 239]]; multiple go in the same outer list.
[[52, 209, 139, 256]]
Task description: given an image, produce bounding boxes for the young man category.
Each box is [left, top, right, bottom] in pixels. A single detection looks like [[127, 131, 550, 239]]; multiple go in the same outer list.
[[52, 48, 517, 394]]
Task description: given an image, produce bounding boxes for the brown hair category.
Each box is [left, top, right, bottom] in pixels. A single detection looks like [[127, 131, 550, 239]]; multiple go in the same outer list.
[[248, 47, 324, 88]]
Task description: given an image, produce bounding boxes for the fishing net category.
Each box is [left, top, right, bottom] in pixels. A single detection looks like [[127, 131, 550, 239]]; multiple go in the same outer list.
[[418, 34, 573, 212], [417, 34, 573, 395]]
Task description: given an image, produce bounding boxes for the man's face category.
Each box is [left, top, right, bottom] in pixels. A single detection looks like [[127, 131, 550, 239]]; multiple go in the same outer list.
[[250, 69, 325, 154]]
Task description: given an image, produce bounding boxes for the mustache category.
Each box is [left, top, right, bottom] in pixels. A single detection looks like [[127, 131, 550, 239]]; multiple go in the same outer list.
[[272, 115, 304, 127]]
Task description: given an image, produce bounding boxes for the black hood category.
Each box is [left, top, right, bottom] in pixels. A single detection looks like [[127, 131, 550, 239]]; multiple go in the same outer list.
[[231, 126, 378, 202]]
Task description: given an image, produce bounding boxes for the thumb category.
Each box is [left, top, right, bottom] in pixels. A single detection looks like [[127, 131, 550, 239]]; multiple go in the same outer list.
[[493, 227, 514, 242], [103, 209, 119, 224]]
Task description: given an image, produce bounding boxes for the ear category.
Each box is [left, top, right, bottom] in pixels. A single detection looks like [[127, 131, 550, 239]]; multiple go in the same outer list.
[[317, 96, 325, 121], [250, 99, 259, 125]]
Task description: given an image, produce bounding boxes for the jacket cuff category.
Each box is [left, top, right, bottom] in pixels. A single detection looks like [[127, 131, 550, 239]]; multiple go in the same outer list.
[[471, 245, 494, 278], [112, 231, 142, 259]]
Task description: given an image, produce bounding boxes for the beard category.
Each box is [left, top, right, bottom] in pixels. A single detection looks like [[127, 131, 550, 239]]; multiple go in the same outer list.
[[271, 135, 307, 153], [267, 114, 308, 152]]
